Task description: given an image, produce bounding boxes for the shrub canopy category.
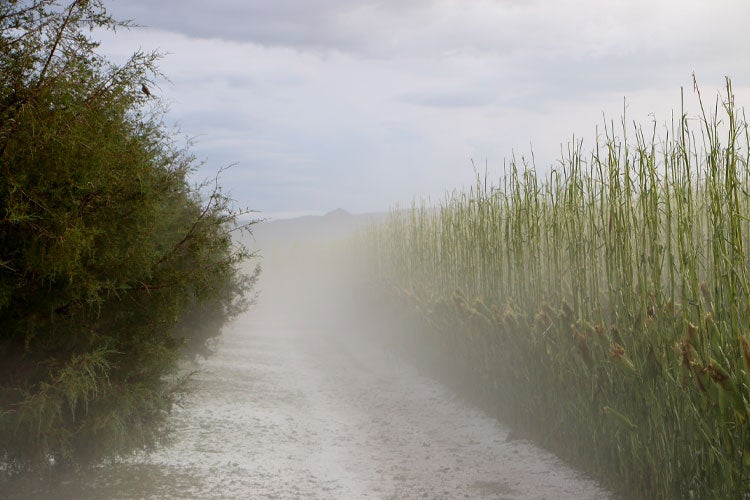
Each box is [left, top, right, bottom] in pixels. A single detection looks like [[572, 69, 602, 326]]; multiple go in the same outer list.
[[0, 0, 258, 470]]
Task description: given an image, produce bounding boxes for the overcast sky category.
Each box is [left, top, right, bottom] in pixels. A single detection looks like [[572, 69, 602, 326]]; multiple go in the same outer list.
[[99, 0, 750, 218]]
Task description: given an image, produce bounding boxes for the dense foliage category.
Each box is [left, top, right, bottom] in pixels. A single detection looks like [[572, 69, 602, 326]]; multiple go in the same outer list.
[[0, 0, 258, 470], [365, 80, 750, 497]]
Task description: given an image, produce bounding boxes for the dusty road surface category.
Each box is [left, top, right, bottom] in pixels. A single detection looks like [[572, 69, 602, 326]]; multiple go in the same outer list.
[[6, 297, 612, 499], [3, 238, 613, 500]]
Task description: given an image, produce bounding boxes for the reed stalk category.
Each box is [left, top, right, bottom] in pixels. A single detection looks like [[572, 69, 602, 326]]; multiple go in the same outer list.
[[361, 78, 750, 498]]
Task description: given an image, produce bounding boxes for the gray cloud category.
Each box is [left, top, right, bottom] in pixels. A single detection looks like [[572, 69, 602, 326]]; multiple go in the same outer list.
[[107, 0, 750, 62], [401, 88, 497, 109], [99, 0, 750, 216], [108, 0, 388, 51]]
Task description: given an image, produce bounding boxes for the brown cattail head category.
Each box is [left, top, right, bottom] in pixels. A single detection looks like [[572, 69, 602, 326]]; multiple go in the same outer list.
[[739, 335, 750, 372], [700, 281, 711, 302], [647, 293, 655, 320], [687, 321, 699, 343], [535, 310, 551, 329], [705, 362, 729, 387], [574, 331, 593, 368], [677, 337, 693, 369], [610, 342, 626, 360]]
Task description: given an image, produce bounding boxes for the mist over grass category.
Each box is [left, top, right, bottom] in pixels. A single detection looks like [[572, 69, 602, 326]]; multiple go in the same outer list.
[[357, 79, 750, 498], [228, 78, 750, 498]]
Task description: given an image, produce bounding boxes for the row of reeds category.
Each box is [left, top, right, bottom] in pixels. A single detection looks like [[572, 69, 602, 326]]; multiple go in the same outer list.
[[360, 78, 750, 498]]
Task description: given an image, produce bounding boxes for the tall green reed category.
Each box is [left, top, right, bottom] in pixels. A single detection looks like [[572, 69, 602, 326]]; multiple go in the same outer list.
[[362, 78, 750, 498]]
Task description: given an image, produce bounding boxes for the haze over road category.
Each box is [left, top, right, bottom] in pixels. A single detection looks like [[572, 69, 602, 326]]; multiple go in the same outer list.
[[4, 213, 612, 499]]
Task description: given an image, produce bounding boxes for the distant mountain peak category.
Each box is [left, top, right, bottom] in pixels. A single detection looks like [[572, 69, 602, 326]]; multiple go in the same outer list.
[[324, 208, 351, 218]]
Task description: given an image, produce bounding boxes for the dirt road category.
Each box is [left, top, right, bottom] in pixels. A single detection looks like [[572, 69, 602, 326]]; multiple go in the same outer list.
[[3, 245, 613, 500], [10, 300, 610, 499]]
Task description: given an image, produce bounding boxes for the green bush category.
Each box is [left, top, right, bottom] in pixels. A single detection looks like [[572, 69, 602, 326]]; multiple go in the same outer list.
[[0, 0, 258, 471]]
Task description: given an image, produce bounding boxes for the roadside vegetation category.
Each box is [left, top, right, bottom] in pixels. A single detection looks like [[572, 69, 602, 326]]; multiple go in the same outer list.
[[0, 0, 258, 473], [363, 79, 750, 497]]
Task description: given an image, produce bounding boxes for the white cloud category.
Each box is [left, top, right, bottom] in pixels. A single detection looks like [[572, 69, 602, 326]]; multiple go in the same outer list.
[[99, 0, 750, 213]]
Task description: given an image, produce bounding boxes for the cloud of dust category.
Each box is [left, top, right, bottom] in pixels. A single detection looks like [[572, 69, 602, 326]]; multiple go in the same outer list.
[[233, 208, 451, 393], [240, 210, 389, 337]]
